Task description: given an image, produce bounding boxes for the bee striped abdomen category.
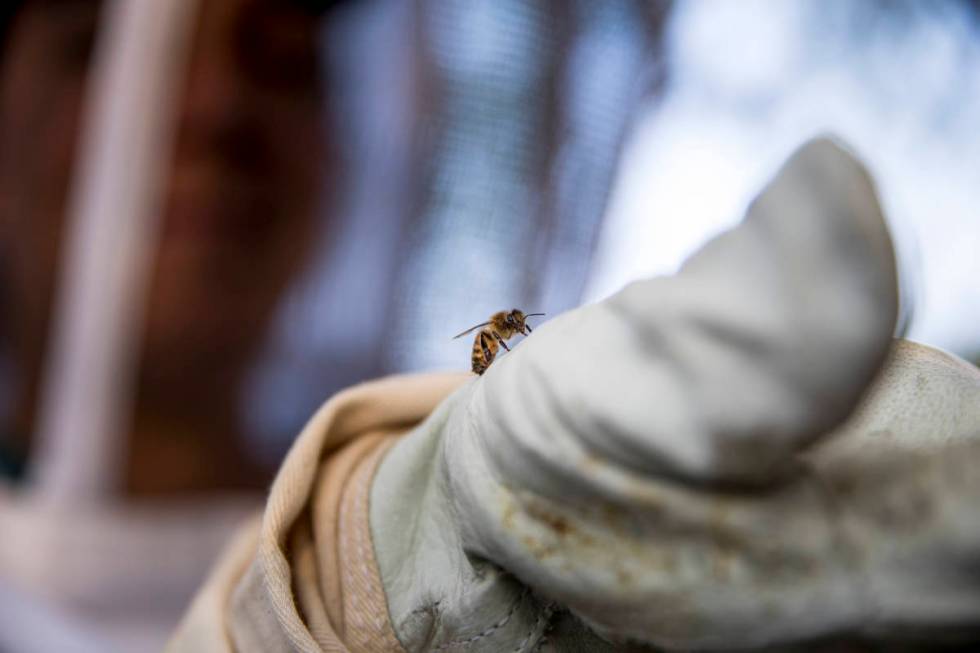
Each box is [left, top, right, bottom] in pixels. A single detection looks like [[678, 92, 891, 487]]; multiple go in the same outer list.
[[471, 330, 498, 375]]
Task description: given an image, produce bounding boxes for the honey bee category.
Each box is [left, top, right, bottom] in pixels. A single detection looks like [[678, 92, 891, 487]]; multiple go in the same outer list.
[[453, 309, 545, 375]]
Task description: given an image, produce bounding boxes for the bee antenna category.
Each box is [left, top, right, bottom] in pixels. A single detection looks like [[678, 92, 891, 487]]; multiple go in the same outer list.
[[525, 312, 545, 317]]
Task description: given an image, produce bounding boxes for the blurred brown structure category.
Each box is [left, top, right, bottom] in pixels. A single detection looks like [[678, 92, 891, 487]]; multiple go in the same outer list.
[[0, 1, 339, 650]]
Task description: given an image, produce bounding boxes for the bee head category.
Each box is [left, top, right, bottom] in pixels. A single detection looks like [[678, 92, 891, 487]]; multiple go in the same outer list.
[[508, 309, 544, 335]]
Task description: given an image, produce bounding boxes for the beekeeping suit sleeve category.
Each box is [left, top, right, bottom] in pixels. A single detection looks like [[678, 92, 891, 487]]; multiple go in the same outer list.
[[370, 138, 980, 650]]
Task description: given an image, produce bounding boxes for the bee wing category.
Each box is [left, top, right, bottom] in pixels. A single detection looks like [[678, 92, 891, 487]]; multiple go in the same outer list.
[[452, 322, 491, 339]]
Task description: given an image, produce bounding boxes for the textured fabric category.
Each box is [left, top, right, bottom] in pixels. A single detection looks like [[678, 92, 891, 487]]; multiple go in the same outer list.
[[167, 372, 469, 652], [370, 138, 980, 650]]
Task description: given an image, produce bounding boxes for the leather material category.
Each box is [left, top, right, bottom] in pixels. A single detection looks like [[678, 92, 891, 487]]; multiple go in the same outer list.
[[371, 138, 980, 650]]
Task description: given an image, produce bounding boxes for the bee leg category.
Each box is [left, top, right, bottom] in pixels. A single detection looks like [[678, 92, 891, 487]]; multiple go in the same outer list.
[[493, 333, 510, 351], [526, 325, 533, 333]]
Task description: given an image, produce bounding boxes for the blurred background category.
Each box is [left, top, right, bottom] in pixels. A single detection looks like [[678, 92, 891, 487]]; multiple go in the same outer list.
[[0, 0, 976, 651]]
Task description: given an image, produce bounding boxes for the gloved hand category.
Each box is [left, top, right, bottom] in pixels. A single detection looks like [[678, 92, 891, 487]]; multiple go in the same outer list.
[[370, 138, 980, 650]]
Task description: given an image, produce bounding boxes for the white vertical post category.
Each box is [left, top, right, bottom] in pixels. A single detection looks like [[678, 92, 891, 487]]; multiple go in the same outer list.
[[31, 0, 198, 502]]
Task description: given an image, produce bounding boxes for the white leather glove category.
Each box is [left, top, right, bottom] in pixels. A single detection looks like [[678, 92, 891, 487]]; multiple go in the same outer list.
[[371, 138, 980, 651]]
